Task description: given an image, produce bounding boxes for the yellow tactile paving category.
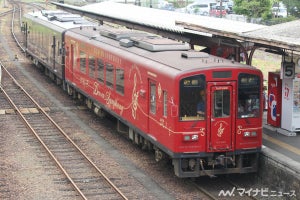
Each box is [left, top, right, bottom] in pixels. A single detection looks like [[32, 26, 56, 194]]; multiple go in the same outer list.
[[263, 134, 300, 156]]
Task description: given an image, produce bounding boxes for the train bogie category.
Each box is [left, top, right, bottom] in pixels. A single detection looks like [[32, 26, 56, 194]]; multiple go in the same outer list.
[[23, 9, 263, 178]]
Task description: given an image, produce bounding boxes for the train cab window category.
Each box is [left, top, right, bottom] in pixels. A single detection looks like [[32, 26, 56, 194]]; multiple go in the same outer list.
[[97, 59, 104, 83], [79, 51, 86, 74], [179, 75, 205, 121], [150, 82, 156, 114], [116, 68, 124, 95], [106, 63, 114, 88], [238, 74, 261, 118], [88, 56, 96, 78]]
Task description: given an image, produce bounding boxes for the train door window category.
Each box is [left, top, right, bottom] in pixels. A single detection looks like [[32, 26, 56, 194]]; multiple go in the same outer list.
[[116, 68, 124, 95], [163, 91, 168, 117], [106, 63, 114, 88], [213, 90, 230, 118], [179, 75, 205, 121], [88, 56, 96, 79], [79, 51, 86, 74], [238, 74, 260, 118], [97, 59, 104, 83], [150, 82, 156, 114]]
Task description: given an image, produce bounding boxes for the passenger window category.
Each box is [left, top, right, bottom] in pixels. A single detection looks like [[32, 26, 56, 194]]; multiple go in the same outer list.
[[79, 51, 86, 74], [106, 63, 114, 88], [97, 59, 104, 83], [116, 68, 124, 95], [88, 56, 95, 78]]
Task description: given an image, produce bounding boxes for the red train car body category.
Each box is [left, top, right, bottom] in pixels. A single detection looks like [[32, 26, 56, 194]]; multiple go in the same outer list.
[[23, 10, 263, 177]]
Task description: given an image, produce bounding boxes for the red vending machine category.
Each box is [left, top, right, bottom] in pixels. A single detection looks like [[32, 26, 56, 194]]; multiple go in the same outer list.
[[267, 72, 282, 127]]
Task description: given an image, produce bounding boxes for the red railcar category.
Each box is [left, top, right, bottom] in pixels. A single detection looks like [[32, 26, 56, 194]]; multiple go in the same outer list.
[[63, 25, 263, 177], [23, 10, 263, 177]]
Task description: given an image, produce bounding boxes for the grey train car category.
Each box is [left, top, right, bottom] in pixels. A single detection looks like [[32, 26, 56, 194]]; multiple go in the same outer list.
[[22, 10, 94, 85]]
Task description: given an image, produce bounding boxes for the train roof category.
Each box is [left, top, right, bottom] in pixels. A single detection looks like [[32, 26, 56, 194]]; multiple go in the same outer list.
[[23, 10, 95, 31], [66, 25, 257, 74]]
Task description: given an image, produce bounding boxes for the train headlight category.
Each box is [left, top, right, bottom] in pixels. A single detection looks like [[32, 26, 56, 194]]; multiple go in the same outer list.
[[183, 134, 199, 141], [251, 131, 257, 137], [243, 132, 250, 137], [243, 131, 257, 137]]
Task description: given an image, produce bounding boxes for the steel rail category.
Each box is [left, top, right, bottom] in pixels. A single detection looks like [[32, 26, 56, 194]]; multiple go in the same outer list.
[[11, 5, 25, 52], [0, 59, 128, 200], [7, 3, 128, 198]]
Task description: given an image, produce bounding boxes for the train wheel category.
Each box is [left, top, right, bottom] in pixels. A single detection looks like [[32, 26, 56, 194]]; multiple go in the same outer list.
[[86, 98, 93, 109], [66, 84, 73, 96], [93, 106, 106, 118]]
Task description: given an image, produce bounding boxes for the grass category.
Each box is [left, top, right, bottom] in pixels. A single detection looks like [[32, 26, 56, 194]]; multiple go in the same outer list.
[[251, 52, 282, 82]]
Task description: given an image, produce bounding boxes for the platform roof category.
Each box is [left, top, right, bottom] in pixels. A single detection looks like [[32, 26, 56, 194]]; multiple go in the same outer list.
[[52, 1, 300, 52], [176, 17, 300, 52]]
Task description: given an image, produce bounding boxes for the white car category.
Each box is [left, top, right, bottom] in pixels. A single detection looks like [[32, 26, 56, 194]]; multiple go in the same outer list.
[[182, 1, 216, 15], [272, 7, 287, 18]]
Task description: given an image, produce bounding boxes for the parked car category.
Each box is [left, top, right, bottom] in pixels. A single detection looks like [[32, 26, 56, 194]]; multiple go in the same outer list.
[[216, 2, 231, 14], [272, 7, 287, 18], [180, 1, 216, 15], [209, 5, 227, 17], [162, 3, 175, 11]]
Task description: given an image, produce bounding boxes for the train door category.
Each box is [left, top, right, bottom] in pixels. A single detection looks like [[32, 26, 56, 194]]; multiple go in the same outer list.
[[207, 82, 235, 152]]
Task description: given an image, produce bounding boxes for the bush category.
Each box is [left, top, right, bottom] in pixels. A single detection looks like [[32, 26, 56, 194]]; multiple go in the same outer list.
[[261, 16, 298, 25]]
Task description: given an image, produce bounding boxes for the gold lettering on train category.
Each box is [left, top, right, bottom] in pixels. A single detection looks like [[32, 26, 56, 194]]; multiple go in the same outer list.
[[79, 77, 89, 88], [93, 82, 124, 115], [199, 127, 205, 136], [105, 91, 124, 115], [88, 47, 121, 65], [215, 86, 229, 90], [217, 122, 225, 137], [147, 71, 157, 77], [93, 82, 105, 99], [131, 73, 139, 119]]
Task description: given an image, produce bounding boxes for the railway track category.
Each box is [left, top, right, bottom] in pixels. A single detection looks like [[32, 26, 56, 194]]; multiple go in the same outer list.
[[0, 2, 158, 199], [0, 61, 128, 199]]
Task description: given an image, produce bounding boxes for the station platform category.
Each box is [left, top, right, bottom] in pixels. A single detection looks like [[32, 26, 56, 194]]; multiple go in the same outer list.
[[262, 111, 300, 170]]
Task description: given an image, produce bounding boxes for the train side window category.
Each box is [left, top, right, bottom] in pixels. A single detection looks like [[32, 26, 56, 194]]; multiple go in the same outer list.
[[88, 56, 96, 79], [79, 51, 86, 74], [150, 82, 156, 114], [106, 63, 114, 88], [163, 91, 168, 117], [97, 59, 104, 83], [116, 68, 124, 95]]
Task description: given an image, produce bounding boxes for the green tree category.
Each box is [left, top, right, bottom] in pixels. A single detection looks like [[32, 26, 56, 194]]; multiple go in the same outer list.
[[233, 0, 272, 20], [282, 0, 300, 17]]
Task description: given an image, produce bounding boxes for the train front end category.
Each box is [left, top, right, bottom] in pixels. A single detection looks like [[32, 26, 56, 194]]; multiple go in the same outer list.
[[172, 67, 263, 177]]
